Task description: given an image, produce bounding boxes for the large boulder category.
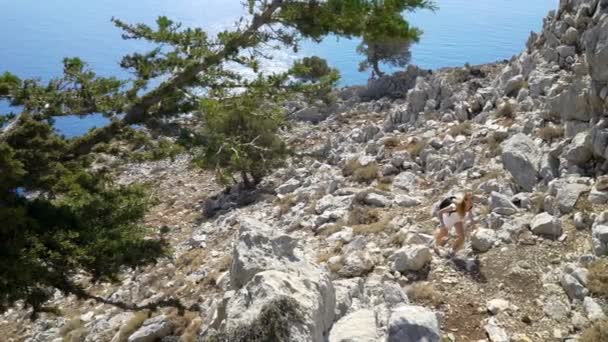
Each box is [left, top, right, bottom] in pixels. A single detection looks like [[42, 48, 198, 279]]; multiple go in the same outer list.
[[359, 66, 430, 100], [230, 217, 303, 289], [389, 245, 432, 272], [584, 16, 608, 84], [328, 309, 379, 342], [222, 270, 335, 342], [501, 134, 541, 192], [531, 213, 562, 238], [547, 78, 593, 122], [471, 228, 498, 252], [555, 183, 589, 214], [490, 191, 519, 216], [564, 132, 593, 165], [387, 305, 441, 342], [216, 216, 336, 342]]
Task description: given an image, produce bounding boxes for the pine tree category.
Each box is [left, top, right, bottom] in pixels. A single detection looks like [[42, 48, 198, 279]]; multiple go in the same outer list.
[[0, 0, 434, 315]]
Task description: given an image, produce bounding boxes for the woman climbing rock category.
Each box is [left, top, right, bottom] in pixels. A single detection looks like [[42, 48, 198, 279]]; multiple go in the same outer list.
[[434, 192, 475, 257]]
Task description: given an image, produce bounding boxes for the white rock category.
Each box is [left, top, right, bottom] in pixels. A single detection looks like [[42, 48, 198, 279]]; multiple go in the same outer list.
[[387, 305, 441, 342], [471, 228, 498, 252], [490, 191, 519, 216], [276, 178, 302, 195], [364, 192, 392, 207], [394, 195, 421, 207], [556, 183, 588, 214], [389, 245, 432, 272], [328, 309, 378, 342], [583, 296, 606, 322], [484, 318, 509, 342], [487, 299, 510, 315], [560, 273, 588, 301], [501, 134, 540, 192], [531, 213, 562, 238], [127, 315, 172, 342], [393, 172, 417, 191]]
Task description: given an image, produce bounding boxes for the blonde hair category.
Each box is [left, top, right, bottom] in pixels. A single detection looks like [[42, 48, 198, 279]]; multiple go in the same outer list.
[[455, 192, 473, 217]]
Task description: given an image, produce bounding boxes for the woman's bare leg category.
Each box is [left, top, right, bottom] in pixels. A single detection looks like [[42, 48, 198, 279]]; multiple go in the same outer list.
[[435, 227, 449, 248], [452, 222, 465, 252]]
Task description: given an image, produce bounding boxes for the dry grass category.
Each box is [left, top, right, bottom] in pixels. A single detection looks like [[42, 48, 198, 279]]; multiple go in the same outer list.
[[114, 311, 150, 342], [316, 242, 343, 263], [352, 221, 387, 235], [317, 223, 345, 237], [588, 259, 608, 298], [275, 194, 297, 216], [537, 126, 564, 143], [448, 121, 473, 137], [486, 132, 506, 157], [530, 192, 548, 214], [406, 282, 442, 308], [494, 100, 516, 119], [580, 320, 608, 342], [181, 317, 203, 342], [383, 136, 401, 148], [375, 182, 392, 192], [348, 206, 381, 225], [404, 139, 427, 158], [353, 164, 379, 184]]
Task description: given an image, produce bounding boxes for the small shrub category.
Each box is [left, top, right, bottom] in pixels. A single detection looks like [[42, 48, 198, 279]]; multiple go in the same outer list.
[[486, 132, 506, 157], [353, 163, 379, 184], [448, 121, 473, 137], [580, 320, 608, 342], [588, 259, 608, 297], [405, 139, 427, 158], [352, 221, 386, 235], [181, 316, 203, 342], [316, 242, 343, 263], [342, 159, 360, 177], [383, 136, 401, 148], [537, 126, 564, 143], [406, 282, 442, 307], [205, 297, 303, 342], [375, 182, 391, 192], [115, 311, 149, 342], [494, 100, 516, 119], [275, 194, 297, 216], [317, 223, 344, 237], [348, 206, 381, 225]]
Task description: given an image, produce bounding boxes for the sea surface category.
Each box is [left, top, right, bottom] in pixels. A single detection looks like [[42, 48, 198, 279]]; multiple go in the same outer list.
[[0, 0, 556, 137]]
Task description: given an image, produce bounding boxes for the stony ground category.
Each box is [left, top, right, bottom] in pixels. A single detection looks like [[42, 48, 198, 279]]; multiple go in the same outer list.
[[2, 0, 608, 341]]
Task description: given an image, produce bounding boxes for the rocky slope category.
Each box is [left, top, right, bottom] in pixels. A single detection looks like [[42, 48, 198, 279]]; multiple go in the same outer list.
[[2, 0, 608, 341]]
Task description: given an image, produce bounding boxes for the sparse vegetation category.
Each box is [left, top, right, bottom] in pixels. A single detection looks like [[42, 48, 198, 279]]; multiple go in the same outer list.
[[448, 121, 473, 137], [406, 282, 442, 307], [205, 297, 303, 342], [276, 194, 297, 217], [348, 206, 381, 225], [580, 319, 608, 342], [114, 311, 150, 342], [537, 126, 564, 143], [486, 132, 507, 157], [316, 242, 343, 263], [342, 159, 379, 183], [404, 139, 428, 158], [383, 136, 401, 148], [494, 100, 516, 119], [588, 259, 608, 298]]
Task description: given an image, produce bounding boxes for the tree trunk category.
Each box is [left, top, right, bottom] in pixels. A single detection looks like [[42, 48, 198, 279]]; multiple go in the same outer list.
[[372, 59, 385, 78]]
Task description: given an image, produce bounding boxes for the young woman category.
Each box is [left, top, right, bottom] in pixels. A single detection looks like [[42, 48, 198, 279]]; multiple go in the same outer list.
[[434, 192, 474, 255]]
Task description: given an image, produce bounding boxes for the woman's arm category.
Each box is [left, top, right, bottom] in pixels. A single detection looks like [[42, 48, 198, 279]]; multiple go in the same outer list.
[[436, 205, 454, 228]]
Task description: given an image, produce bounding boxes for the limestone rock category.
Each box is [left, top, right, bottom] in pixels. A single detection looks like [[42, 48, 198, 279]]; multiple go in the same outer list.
[[490, 191, 519, 216], [387, 305, 441, 342], [471, 228, 498, 252], [328, 309, 378, 342], [127, 315, 172, 342], [389, 245, 432, 272], [501, 134, 540, 191], [531, 213, 562, 238]]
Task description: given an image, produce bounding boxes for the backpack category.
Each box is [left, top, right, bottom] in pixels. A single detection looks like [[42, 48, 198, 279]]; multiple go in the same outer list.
[[438, 196, 457, 212]]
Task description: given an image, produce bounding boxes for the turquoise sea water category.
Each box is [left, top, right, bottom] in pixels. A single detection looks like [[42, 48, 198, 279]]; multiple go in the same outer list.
[[0, 0, 556, 137]]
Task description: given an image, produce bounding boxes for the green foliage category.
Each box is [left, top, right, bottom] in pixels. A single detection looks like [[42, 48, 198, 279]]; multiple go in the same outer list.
[[358, 37, 412, 77], [191, 81, 289, 187], [0, 0, 435, 315], [291, 56, 334, 82], [0, 116, 166, 316]]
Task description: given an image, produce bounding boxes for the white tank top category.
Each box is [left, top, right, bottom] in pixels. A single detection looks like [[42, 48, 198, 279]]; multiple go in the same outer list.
[[442, 204, 464, 228]]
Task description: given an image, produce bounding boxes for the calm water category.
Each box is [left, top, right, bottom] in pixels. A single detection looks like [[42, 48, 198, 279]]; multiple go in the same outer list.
[[0, 0, 556, 137]]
